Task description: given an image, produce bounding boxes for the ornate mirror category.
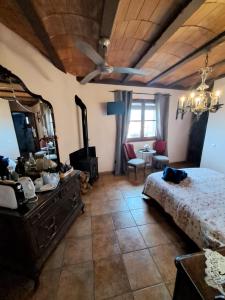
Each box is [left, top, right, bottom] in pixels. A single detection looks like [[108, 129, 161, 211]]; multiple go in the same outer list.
[[0, 65, 60, 176]]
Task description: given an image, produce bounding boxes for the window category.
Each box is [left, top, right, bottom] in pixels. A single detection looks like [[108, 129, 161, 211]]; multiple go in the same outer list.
[[127, 100, 156, 141]]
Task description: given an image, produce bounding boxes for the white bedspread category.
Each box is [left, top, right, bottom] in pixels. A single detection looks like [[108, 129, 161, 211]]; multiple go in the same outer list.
[[143, 168, 225, 249]]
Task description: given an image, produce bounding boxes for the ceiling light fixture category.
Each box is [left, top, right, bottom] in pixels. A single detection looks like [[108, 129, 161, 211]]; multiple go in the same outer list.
[[176, 53, 223, 119]]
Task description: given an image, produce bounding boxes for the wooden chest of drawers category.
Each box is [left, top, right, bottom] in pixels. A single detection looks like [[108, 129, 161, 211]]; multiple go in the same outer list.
[[0, 172, 84, 286]]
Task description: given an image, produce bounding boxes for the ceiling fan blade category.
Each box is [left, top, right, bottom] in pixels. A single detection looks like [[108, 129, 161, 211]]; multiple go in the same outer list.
[[113, 67, 149, 76], [75, 40, 104, 66], [80, 70, 101, 84]]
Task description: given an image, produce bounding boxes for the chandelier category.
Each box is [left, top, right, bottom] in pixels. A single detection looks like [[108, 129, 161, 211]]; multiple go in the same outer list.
[[176, 53, 223, 119]]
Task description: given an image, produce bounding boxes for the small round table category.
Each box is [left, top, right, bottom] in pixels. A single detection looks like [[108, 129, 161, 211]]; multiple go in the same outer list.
[[138, 149, 156, 166]]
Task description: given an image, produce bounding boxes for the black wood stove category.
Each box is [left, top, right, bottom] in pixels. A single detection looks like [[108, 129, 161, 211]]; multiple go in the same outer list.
[[69, 95, 98, 184]]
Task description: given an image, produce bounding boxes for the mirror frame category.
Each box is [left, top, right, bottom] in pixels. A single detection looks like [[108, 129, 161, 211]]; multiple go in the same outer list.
[[0, 65, 60, 166]]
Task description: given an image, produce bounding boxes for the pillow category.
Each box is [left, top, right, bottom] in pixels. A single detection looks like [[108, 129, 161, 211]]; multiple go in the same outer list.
[[125, 144, 136, 159], [154, 140, 166, 155]]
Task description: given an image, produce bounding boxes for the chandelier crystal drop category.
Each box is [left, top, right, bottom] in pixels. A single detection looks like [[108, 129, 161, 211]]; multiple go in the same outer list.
[[177, 53, 223, 119]]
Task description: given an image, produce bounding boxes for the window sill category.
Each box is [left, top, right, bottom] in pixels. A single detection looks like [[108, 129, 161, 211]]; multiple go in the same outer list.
[[127, 137, 156, 142]]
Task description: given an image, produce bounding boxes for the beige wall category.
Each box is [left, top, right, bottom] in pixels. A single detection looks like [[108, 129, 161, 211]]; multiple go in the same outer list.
[[0, 99, 20, 159], [0, 23, 192, 172], [78, 83, 192, 171], [201, 77, 225, 173]]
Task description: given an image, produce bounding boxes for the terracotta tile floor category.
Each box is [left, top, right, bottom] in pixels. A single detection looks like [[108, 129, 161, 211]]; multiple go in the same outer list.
[[0, 172, 198, 300]]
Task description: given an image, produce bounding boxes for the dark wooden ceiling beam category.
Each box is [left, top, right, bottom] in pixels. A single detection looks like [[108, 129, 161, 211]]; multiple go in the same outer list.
[[98, 0, 120, 57], [122, 0, 205, 83], [100, 0, 119, 38], [90, 78, 184, 90], [15, 0, 65, 72], [147, 30, 225, 87]]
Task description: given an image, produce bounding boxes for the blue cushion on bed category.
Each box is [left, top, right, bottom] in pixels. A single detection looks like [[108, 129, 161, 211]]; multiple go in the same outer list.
[[162, 167, 187, 184]]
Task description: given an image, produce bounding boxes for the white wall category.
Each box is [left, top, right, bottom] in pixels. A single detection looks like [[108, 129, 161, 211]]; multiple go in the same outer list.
[[201, 77, 225, 173], [0, 99, 20, 159], [78, 83, 192, 171], [0, 23, 192, 172]]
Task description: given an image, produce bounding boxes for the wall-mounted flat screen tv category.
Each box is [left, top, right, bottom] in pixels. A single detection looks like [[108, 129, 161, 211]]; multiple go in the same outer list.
[[107, 101, 125, 115]]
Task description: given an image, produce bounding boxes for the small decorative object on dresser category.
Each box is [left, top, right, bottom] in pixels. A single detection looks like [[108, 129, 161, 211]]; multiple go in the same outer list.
[[0, 171, 84, 288]]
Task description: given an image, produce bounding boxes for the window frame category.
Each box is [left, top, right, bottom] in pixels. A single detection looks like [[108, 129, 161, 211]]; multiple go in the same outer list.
[[127, 99, 156, 142]]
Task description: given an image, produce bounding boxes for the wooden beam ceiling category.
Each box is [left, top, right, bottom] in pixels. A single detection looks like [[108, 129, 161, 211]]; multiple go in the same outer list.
[[168, 57, 225, 89], [15, 0, 66, 72], [1, 0, 225, 88], [122, 0, 205, 82], [147, 29, 225, 86]]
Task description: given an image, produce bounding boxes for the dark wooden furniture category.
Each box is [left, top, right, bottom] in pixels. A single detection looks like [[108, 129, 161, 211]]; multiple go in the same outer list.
[[0, 171, 84, 287], [173, 247, 225, 300]]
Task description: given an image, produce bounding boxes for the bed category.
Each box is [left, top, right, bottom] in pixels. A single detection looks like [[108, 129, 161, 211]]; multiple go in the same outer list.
[[143, 168, 225, 249]]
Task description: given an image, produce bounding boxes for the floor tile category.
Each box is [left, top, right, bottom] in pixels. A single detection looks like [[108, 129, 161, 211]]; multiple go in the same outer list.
[[32, 269, 61, 300], [112, 211, 136, 229], [90, 189, 106, 198], [92, 214, 114, 234], [63, 236, 92, 266], [83, 203, 91, 216], [57, 262, 94, 300], [106, 189, 124, 200], [138, 223, 171, 247], [66, 215, 91, 238], [158, 222, 184, 244], [90, 192, 108, 204], [122, 189, 143, 198], [133, 284, 171, 300], [131, 207, 165, 225], [166, 280, 175, 297], [43, 239, 65, 271], [150, 243, 185, 281], [109, 293, 134, 300], [126, 197, 148, 210], [123, 249, 162, 290], [93, 231, 121, 260], [116, 227, 146, 253], [91, 199, 128, 215], [107, 199, 129, 213], [91, 200, 111, 215], [94, 255, 131, 300]]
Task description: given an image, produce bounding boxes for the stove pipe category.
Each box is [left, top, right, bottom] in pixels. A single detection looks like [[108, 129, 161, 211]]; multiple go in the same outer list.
[[75, 95, 89, 157]]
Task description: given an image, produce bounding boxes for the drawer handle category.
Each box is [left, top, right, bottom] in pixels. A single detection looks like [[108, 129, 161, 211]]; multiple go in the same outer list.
[[48, 225, 57, 240], [39, 225, 57, 249], [45, 216, 56, 230]]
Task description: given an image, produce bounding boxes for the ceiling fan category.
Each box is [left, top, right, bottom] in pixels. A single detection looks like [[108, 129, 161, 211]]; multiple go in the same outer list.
[[75, 38, 150, 84]]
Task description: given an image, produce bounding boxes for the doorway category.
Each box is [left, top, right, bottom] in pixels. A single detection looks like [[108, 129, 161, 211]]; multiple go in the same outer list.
[[11, 112, 39, 157]]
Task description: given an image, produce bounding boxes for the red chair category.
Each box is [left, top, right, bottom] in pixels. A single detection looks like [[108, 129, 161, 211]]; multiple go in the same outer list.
[[123, 143, 145, 179], [152, 140, 169, 169]]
